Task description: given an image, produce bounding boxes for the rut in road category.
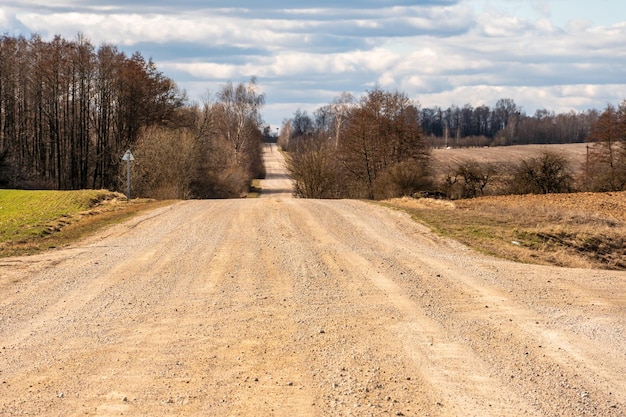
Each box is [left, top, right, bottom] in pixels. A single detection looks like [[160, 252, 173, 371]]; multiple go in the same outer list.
[[1, 144, 625, 416]]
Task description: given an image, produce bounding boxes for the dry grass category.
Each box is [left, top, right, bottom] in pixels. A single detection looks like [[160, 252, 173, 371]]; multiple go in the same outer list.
[[431, 143, 589, 175], [385, 191, 626, 270]]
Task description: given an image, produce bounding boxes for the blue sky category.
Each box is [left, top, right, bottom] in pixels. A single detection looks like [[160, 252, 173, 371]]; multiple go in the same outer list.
[[1, 0, 625, 129]]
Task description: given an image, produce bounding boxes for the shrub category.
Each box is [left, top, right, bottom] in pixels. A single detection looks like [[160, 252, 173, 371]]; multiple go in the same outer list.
[[509, 151, 573, 194], [444, 161, 496, 199], [287, 136, 340, 198], [372, 160, 433, 200], [129, 126, 203, 199]]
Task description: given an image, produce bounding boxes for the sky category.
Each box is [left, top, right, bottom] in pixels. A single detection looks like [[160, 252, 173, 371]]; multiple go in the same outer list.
[[1, 0, 626, 129]]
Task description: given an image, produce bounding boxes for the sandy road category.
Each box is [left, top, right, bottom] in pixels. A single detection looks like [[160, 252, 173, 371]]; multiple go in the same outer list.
[[259, 142, 293, 199], [1, 144, 625, 416]]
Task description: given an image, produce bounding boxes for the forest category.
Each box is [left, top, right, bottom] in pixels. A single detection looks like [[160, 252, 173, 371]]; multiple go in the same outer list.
[[1, 34, 624, 199], [0, 34, 265, 199], [419, 99, 598, 148]]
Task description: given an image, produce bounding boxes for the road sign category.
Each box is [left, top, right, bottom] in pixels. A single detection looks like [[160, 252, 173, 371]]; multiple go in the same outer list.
[[122, 149, 134, 201]]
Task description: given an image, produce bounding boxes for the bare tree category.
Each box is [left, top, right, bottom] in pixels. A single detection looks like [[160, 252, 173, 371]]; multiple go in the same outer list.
[[286, 134, 339, 198], [131, 126, 201, 199], [338, 87, 429, 199], [186, 78, 266, 197], [585, 103, 626, 191], [329, 92, 355, 147], [214, 78, 265, 170], [0, 34, 183, 191]]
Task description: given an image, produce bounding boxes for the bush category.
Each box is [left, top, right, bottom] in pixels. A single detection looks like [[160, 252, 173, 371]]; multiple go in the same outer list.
[[372, 160, 433, 200], [129, 126, 203, 199], [509, 151, 573, 194], [584, 142, 626, 192], [444, 161, 496, 199]]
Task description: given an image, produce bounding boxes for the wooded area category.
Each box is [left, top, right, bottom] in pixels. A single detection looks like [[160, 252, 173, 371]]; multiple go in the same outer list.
[[0, 34, 265, 198], [281, 89, 431, 199], [0, 34, 184, 190], [419, 99, 599, 147]]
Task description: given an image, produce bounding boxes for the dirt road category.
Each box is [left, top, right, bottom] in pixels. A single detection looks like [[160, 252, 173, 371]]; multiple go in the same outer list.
[[259, 142, 292, 198], [1, 144, 625, 416]]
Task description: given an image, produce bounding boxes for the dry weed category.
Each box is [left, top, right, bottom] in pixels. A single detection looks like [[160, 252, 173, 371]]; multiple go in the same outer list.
[[386, 192, 626, 270]]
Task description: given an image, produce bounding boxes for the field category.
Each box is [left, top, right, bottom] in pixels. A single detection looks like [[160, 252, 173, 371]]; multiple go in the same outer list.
[[0, 190, 169, 256], [430, 143, 589, 176], [0, 142, 623, 269], [411, 143, 625, 270]]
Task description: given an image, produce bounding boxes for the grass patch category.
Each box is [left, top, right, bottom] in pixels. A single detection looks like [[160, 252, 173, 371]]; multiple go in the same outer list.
[[0, 190, 174, 257], [384, 192, 626, 270]]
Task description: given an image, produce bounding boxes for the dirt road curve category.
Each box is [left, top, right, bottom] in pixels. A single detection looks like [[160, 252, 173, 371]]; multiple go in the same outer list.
[[1, 144, 625, 416]]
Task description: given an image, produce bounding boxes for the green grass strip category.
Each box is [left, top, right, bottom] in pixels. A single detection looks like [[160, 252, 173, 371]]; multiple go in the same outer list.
[[0, 189, 113, 243]]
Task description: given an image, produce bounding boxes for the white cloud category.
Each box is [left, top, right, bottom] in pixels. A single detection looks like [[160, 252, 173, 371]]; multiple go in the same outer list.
[[0, 9, 7, 26], [416, 83, 626, 114], [2, 0, 626, 128], [378, 71, 396, 87], [17, 9, 332, 52], [163, 62, 239, 80]]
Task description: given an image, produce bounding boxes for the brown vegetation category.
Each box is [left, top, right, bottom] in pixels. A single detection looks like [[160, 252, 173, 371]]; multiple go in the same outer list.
[[125, 79, 266, 199], [2, 33, 624, 202], [282, 95, 626, 201], [584, 101, 626, 191], [284, 88, 431, 199], [0, 34, 266, 199], [431, 143, 589, 176], [0, 34, 183, 190], [434, 142, 626, 198], [386, 192, 626, 270]]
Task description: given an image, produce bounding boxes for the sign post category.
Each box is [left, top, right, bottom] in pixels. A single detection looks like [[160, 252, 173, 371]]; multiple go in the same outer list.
[[122, 150, 135, 202]]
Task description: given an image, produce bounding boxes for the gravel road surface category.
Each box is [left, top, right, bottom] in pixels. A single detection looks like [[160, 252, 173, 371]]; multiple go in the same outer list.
[[1, 143, 625, 416]]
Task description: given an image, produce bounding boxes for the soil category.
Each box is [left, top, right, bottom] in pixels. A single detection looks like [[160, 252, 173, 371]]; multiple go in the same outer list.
[[1, 143, 625, 416]]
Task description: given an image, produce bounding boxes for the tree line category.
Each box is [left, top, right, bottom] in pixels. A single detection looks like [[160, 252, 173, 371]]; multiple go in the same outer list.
[[281, 91, 626, 199], [0, 34, 266, 198], [0, 34, 184, 190], [419, 98, 598, 147]]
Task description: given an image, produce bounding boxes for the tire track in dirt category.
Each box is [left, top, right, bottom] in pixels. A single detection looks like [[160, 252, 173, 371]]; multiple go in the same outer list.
[[287, 199, 625, 416], [283, 199, 538, 416], [191, 199, 318, 417], [1, 201, 239, 415]]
